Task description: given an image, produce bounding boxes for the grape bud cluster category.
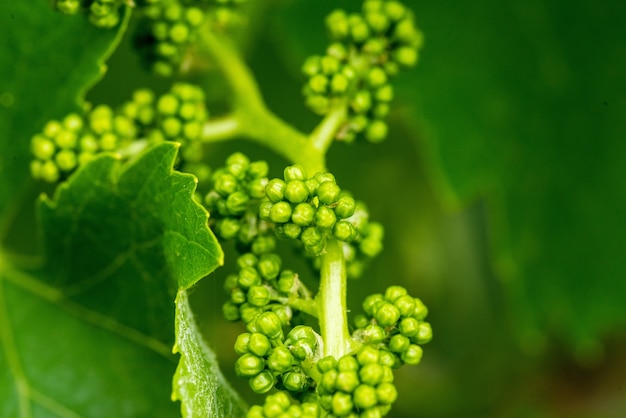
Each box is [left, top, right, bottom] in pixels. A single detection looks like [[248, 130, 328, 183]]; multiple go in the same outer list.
[[133, 0, 249, 76], [353, 286, 433, 367], [302, 0, 423, 143], [260, 164, 360, 256], [53, 0, 125, 28], [30, 83, 208, 183]]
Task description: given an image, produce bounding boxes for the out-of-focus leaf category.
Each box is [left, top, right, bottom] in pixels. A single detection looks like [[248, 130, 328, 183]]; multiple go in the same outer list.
[[0, 3, 127, 231]]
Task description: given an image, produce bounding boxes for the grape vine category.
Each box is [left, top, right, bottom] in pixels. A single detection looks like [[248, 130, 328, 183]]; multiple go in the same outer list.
[[34, 0, 432, 416]]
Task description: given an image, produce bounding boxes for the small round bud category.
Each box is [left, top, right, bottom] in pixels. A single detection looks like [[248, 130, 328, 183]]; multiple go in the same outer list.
[[375, 303, 401, 327], [334, 195, 356, 219], [333, 220, 356, 242], [267, 346, 293, 372], [235, 353, 264, 377], [317, 181, 341, 205], [284, 164, 307, 181], [415, 322, 433, 344], [234, 333, 251, 355], [398, 317, 420, 337], [284, 180, 309, 204], [401, 344, 423, 365], [255, 311, 283, 339], [317, 356, 338, 373], [257, 253, 281, 280], [291, 203, 316, 226], [265, 178, 286, 202], [248, 333, 271, 357], [247, 285, 271, 307], [249, 370, 275, 394], [315, 206, 337, 229], [335, 370, 359, 392], [269, 201, 292, 223], [389, 334, 410, 353], [376, 382, 398, 405], [331, 391, 354, 416], [359, 363, 384, 386], [353, 384, 378, 409]]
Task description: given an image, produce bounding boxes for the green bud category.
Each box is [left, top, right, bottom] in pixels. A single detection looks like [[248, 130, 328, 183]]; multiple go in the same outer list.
[[401, 344, 423, 365], [335, 195, 357, 219], [267, 346, 293, 372], [337, 355, 359, 372], [353, 384, 378, 409], [394, 45, 418, 67], [276, 270, 296, 294], [270, 201, 293, 223], [302, 55, 322, 77], [378, 350, 397, 368], [248, 332, 271, 357], [238, 266, 261, 288], [240, 303, 263, 324], [271, 304, 292, 326], [375, 303, 401, 327], [251, 235, 276, 255], [230, 288, 246, 305], [359, 363, 384, 386], [320, 370, 338, 394], [317, 181, 341, 205], [308, 74, 329, 94], [354, 314, 369, 329], [234, 333, 251, 355], [235, 353, 264, 377], [266, 179, 287, 202], [282, 370, 309, 392], [226, 191, 249, 215], [222, 301, 240, 322], [285, 180, 309, 204], [249, 370, 275, 394], [248, 178, 269, 199], [291, 203, 316, 226], [315, 206, 337, 229], [300, 227, 324, 247], [237, 253, 258, 269], [214, 173, 238, 196], [363, 294, 384, 316], [217, 218, 240, 240], [398, 317, 420, 337], [333, 221, 356, 242], [363, 324, 386, 344], [365, 120, 388, 143], [384, 286, 407, 302], [376, 382, 398, 405], [317, 356, 338, 373], [284, 164, 307, 182], [331, 391, 354, 416], [255, 311, 283, 339], [388, 334, 410, 353], [32, 135, 56, 160], [257, 253, 281, 280], [356, 345, 380, 365], [415, 322, 433, 344], [248, 160, 269, 178], [336, 370, 359, 393], [413, 298, 429, 320], [259, 201, 273, 220], [247, 285, 271, 307]]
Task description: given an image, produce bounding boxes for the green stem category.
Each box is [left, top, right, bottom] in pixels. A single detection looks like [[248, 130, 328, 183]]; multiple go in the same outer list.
[[309, 104, 348, 155], [201, 115, 241, 142], [317, 238, 354, 359], [197, 28, 327, 174]]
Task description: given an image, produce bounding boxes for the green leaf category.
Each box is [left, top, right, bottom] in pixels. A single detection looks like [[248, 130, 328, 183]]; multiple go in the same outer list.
[[0, 2, 128, 235], [172, 290, 247, 418], [1, 143, 229, 416]]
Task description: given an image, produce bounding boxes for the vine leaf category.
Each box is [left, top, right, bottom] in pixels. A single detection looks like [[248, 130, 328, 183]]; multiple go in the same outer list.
[[0, 143, 244, 416], [0, 3, 129, 226], [172, 290, 248, 418]]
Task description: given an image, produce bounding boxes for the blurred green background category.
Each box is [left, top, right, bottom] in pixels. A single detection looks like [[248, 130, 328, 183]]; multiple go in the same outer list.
[[85, 0, 626, 417]]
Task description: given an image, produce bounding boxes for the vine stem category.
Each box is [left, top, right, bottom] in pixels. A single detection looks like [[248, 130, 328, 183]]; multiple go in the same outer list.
[[197, 28, 350, 175], [317, 238, 355, 359]]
